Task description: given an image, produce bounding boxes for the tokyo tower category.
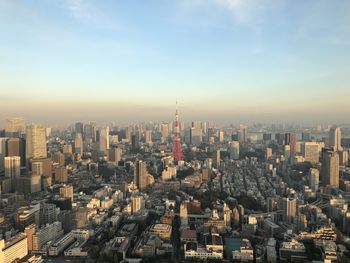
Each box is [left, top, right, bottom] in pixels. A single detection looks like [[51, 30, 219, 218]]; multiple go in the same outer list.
[[172, 102, 184, 161]]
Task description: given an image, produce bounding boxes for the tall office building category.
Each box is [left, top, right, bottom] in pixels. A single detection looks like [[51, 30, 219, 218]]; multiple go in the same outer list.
[[145, 130, 152, 144], [301, 142, 319, 164], [25, 124, 47, 163], [84, 122, 96, 142], [108, 147, 122, 164], [321, 149, 339, 188], [190, 126, 202, 145], [161, 123, 169, 143], [283, 197, 297, 224], [0, 233, 28, 263], [229, 141, 240, 160], [7, 138, 25, 166], [75, 122, 84, 136], [309, 168, 319, 192], [99, 127, 109, 155], [219, 131, 224, 142], [239, 124, 247, 143], [60, 185, 73, 202], [4, 156, 20, 179], [52, 152, 65, 167], [4, 156, 20, 191], [213, 149, 220, 169], [285, 132, 296, 155], [0, 138, 7, 173], [132, 195, 142, 214], [131, 133, 140, 151], [74, 133, 83, 156], [125, 126, 132, 142], [302, 131, 311, 142], [266, 147, 273, 159], [134, 160, 147, 190], [329, 127, 342, 151], [4, 117, 25, 137], [55, 167, 68, 183]]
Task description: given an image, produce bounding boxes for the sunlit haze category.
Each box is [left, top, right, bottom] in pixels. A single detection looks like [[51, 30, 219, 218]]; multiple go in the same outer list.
[[1, 0, 350, 125]]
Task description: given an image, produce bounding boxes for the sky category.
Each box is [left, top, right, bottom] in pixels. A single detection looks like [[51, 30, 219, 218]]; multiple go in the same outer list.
[[0, 0, 350, 125]]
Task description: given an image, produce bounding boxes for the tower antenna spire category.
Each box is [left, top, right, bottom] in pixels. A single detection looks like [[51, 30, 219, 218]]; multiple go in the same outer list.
[[172, 100, 183, 161]]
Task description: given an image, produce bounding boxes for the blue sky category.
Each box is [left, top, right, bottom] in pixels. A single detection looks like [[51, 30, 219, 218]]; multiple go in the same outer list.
[[0, 0, 349, 125]]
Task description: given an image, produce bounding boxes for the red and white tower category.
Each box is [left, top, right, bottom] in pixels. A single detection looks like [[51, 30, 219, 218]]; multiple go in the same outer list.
[[172, 102, 184, 161]]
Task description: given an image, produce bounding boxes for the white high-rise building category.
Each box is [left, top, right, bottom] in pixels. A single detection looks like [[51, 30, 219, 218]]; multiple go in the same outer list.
[[329, 127, 342, 151], [26, 124, 47, 162]]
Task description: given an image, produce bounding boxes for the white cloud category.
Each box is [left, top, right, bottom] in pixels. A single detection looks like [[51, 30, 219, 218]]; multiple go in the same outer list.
[[65, 0, 122, 30]]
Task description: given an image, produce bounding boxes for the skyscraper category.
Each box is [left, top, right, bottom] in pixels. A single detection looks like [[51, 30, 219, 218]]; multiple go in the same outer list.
[[60, 185, 73, 202], [5, 117, 25, 137], [132, 195, 142, 214], [283, 197, 296, 224], [75, 122, 84, 136], [134, 160, 147, 190], [74, 133, 83, 156], [84, 122, 96, 143], [99, 127, 109, 155], [108, 147, 122, 164], [161, 123, 169, 143], [229, 141, 240, 160], [329, 127, 342, 151], [285, 132, 296, 155], [5, 156, 20, 191], [309, 168, 319, 192], [7, 138, 26, 166], [321, 149, 339, 188], [25, 124, 47, 163], [301, 142, 319, 164], [145, 130, 152, 144], [213, 149, 220, 169], [239, 124, 247, 143]]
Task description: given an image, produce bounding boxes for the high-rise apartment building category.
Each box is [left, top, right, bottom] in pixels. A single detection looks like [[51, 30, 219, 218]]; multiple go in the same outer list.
[[239, 124, 247, 143]]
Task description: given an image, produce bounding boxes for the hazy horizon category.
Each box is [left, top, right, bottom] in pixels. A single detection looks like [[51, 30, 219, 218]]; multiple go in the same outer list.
[[1, 0, 349, 124]]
